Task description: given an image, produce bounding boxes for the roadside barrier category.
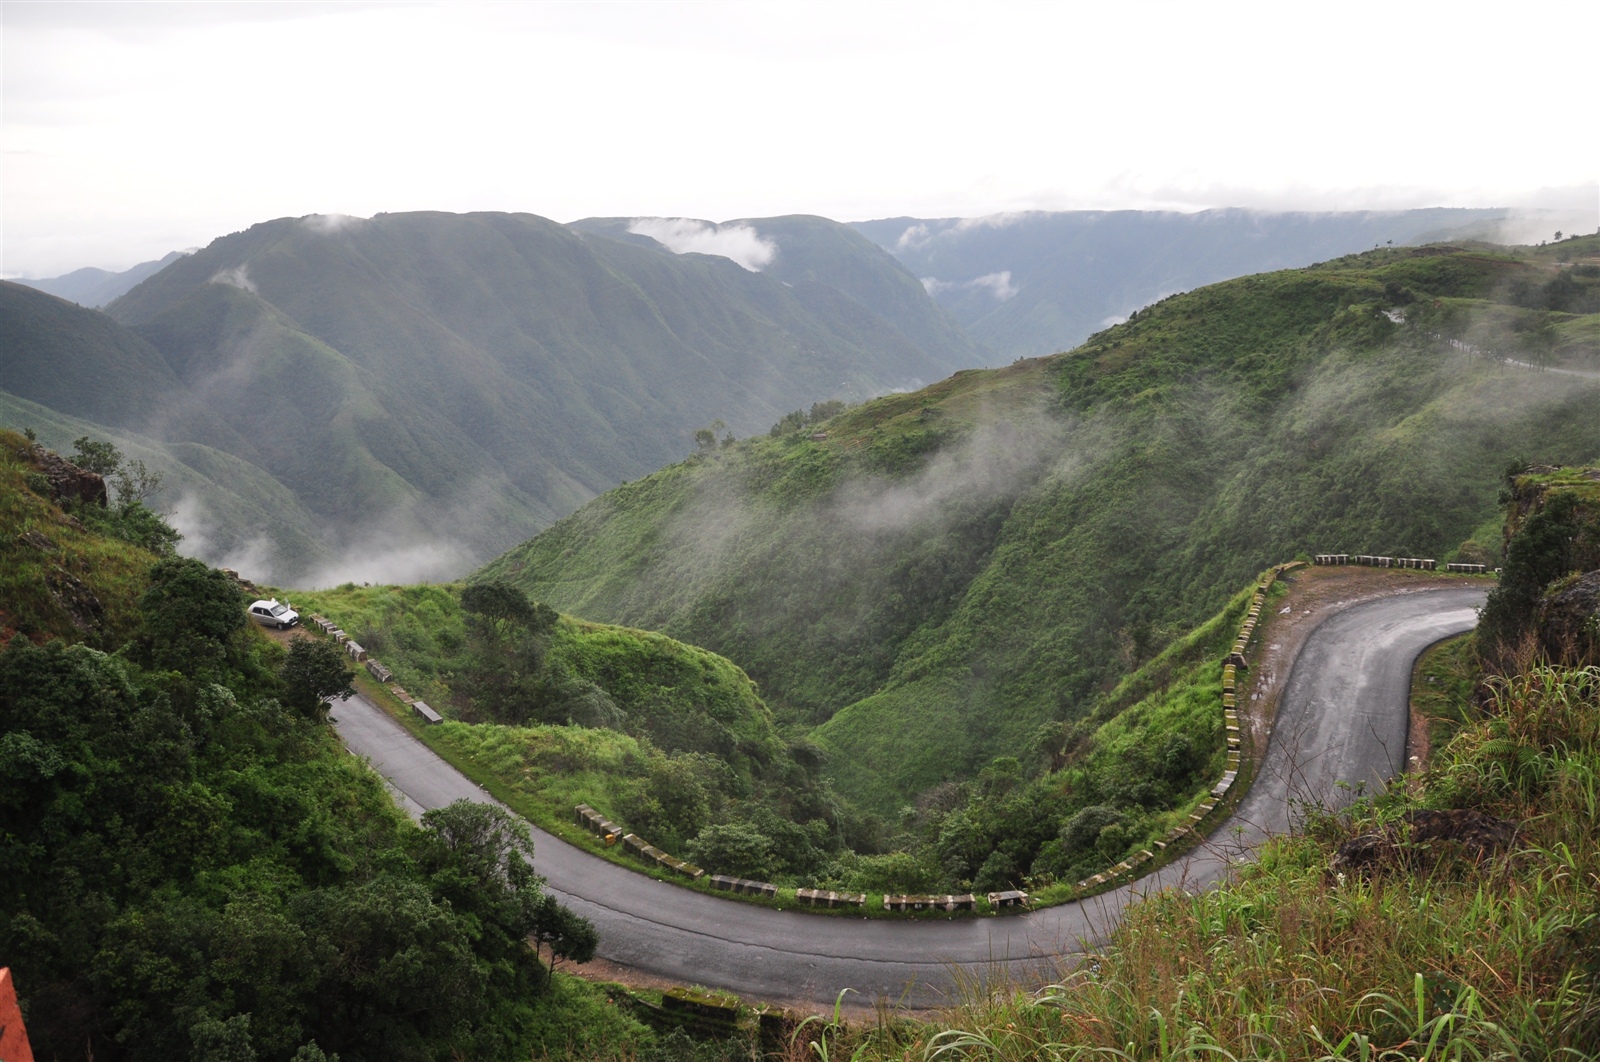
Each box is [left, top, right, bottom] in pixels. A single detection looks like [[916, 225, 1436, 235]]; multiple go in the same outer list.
[[571, 805, 704, 880], [309, 614, 417, 718], [1316, 554, 1437, 569], [987, 889, 1029, 909], [660, 988, 741, 1032], [884, 894, 978, 912], [574, 804, 623, 842], [1081, 561, 1303, 893], [710, 875, 776, 897], [796, 887, 866, 908]]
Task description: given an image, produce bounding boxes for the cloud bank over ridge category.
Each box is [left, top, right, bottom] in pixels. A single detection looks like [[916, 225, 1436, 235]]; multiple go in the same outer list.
[[628, 218, 778, 271]]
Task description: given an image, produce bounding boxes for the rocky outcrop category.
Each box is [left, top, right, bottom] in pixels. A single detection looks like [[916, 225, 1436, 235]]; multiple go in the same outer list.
[[21, 447, 108, 508], [45, 566, 106, 634], [1537, 570, 1600, 666], [1332, 808, 1518, 875], [18, 529, 58, 553]]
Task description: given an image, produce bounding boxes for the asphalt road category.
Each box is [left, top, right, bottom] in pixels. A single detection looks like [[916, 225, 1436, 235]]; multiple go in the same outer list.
[[329, 584, 1487, 1008]]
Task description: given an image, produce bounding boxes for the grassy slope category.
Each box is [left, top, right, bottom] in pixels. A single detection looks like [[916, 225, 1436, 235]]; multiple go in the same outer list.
[[0, 390, 333, 575], [287, 582, 789, 805], [0, 429, 158, 646], [862, 630, 1598, 1059], [485, 239, 1600, 812]]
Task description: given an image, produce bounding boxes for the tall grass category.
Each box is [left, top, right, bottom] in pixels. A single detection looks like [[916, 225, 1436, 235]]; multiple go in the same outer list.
[[807, 663, 1600, 1060]]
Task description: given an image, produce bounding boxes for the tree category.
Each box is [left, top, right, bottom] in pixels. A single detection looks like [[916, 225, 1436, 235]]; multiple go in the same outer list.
[[808, 400, 845, 424], [93, 500, 183, 556], [140, 557, 246, 675], [458, 581, 558, 723], [113, 458, 165, 507], [530, 893, 597, 986], [70, 435, 123, 476], [420, 800, 544, 931], [694, 419, 727, 452], [461, 580, 536, 627], [282, 638, 355, 718]]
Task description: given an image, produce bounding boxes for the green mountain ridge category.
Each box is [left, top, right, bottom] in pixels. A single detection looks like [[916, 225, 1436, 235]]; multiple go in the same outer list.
[[4, 211, 981, 585], [482, 237, 1600, 812], [851, 207, 1538, 359]]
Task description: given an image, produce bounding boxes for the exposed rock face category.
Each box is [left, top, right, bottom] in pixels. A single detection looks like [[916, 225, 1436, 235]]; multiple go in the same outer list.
[[45, 566, 106, 634], [1331, 808, 1518, 875], [22, 447, 108, 508], [1538, 569, 1600, 666], [18, 529, 58, 553]]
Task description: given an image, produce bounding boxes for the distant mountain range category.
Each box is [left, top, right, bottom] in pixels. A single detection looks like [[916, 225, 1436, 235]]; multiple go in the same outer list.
[[850, 208, 1517, 359], [7, 204, 1584, 589], [2, 212, 977, 585], [12, 251, 191, 307]]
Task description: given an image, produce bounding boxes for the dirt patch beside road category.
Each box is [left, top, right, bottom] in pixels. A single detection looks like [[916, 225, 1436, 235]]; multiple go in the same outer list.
[[1241, 566, 1493, 767], [257, 622, 316, 649]]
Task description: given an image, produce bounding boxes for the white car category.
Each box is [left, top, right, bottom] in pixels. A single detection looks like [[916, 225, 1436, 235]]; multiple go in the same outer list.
[[248, 598, 300, 629]]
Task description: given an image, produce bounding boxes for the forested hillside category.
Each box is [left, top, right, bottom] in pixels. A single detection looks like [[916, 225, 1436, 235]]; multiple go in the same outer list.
[[811, 462, 1600, 1062], [4, 211, 977, 586], [0, 431, 645, 1060], [484, 237, 1600, 812]]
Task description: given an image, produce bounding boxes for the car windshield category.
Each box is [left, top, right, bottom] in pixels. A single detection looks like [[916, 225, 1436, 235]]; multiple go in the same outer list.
[[270, 604, 287, 616]]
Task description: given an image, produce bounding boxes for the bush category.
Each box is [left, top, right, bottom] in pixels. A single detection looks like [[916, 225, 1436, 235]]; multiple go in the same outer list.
[[686, 822, 776, 879]]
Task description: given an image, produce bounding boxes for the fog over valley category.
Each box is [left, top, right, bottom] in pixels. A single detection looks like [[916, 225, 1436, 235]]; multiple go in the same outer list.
[[4, 4, 1599, 1059]]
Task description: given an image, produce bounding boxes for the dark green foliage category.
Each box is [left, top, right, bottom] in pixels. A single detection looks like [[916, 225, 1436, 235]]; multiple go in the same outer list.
[[1479, 469, 1600, 661], [768, 399, 850, 438], [281, 637, 356, 718], [57, 434, 182, 554], [139, 556, 247, 676], [461, 580, 547, 630], [0, 464, 607, 1058], [458, 581, 556, 725], [686, 822, 777, 879], [77, 498, 183, 556], [620, 750, 717, 851], [70, 434, 123, 476], [529, 893, 599, 984]]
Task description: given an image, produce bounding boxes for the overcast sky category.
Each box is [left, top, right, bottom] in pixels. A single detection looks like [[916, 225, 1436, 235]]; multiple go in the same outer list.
[[4, 0, 1597, 277]]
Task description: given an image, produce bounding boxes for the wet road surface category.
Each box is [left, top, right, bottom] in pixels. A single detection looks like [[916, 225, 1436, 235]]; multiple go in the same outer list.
[[330, 585, 1486, 1007]]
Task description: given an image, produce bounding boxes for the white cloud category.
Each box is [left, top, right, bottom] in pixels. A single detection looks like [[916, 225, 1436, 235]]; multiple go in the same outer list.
[[969, 271, 1019, 301], [954, 211, 1038, 233], [627, 218, 777, 271], [209, 265, 256, 293], [301, 212, 364, 234], [896, 222, 933, 252], [300, 539, 471, 590], [921, 270, 1019, 302]]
